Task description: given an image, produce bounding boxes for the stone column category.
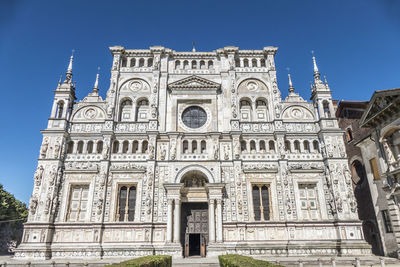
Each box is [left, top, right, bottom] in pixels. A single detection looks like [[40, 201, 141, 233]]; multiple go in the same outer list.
[[83, 140, 88, 154], [216, 198, 223, 242], [166, 199, 173, 243], [173, 199, 181, 243], [209, 198, 216, 243], [128, 140, 133, 153]]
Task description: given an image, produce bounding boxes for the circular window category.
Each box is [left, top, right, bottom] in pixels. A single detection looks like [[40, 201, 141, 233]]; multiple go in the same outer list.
[[182, 106, 207, 129]]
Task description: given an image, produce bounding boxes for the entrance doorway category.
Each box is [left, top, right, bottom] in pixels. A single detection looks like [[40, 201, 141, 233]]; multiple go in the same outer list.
[[181, 202, 208, 257]]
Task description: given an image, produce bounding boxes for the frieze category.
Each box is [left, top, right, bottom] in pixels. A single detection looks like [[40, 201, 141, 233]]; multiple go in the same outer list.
[[242, 162, 278, 172], [64, 161, 99, 172], [115, 122, 148, 133], [240, 122, 273, 133], [70, 123, 103, 133], [110, 162, 147, 172], [288, 162, 324, 172]]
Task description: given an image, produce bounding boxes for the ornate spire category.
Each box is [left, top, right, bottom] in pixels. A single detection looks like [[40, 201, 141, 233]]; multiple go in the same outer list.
[[65, 49, 74, 83], [288, 73, 295, 94], [92, 67, 100, 95], [324, 75, 330, 89], [311, 50, 320, 79]]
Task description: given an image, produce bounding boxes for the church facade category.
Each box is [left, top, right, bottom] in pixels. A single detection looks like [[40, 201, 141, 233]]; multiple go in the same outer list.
[[16, 46, 370, 259]]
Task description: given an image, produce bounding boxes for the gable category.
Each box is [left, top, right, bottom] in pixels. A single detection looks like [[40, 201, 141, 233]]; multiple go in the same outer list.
[[168, 75, 220, 93]]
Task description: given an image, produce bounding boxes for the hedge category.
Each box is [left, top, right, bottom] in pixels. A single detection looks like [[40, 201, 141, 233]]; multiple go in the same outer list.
[[218, 254, 285, 267], [105, 255, 172, 267]]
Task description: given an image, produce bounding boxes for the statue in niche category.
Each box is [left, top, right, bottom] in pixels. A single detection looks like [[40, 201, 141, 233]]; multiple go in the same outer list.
[[29, 195, 38, 215], [102, 142, 110, 159], [170, 141, 176, 160], [44, 194, 51, 214], [34, 165, 44, 186], [40, 138, 49, 159], [154, 54, 160, 70], [54, 139, 61, 159], [224, 145, 229, 160], [213, 143, 219, 160], [160, 146, 166, 160], [149, 143, 155, 159], [383, 139, 396, 163]]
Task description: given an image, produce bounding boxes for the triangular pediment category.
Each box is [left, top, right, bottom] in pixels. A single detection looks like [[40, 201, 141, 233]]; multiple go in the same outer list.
[[360, 88, 400, 127], [168, 75, 220, 92]]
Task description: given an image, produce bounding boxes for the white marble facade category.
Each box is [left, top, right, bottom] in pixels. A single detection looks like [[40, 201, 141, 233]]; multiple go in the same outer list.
[[16, 46, 370, 259]]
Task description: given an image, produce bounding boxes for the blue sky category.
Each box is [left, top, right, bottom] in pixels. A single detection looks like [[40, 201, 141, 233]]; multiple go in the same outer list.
[[0, 0, 399, 204]]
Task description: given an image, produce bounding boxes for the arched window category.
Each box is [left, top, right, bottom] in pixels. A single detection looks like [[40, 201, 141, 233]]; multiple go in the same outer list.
[[136, 98, 149, 121], [252, 184, 270, 221], [132, 141, 138, 153], [256, 99, 267, 108], [119, 99, 133, 122], [183, 140, 189, 153], [260, 59, 266, 67], [304, 140, 310, 153], [192, 60, 197, 69], [138, 58, 145, 67], [122, 141, 129, 153], [175, 60, 181, 70], [235, 59, 240, 67], [201, 140, 206, 153], [142, 140, 148, 153], [77, 141, 84, 154], [130, 58, 136, 67], [96, 141, 103, 154], [67, 141, 74, 154], [117, 185, 137, 222], [251, 59, 257, 67], [250, 140, 256, 152], [269, 140, 275, 152], [208, 60, 213, 69], [346, 128, 353, 142], [121, 58, 127, 67], [243, 59, 249, 67], [192, 140, 197, 153], [260, 140, 266, 152], [323, 101, 331, 118], [87, 141, 93, 154], [183, 60, 189, 70], [147, 58, 153, 67], [240, 99, 251, 108], [56, 101, 64, 119], [294, 140, 300, 153], [313, 140, 320, 153], [200, 60, 205, 69], [241, 140, 247, 152], [113, 140, 119, 153], [285, 140, 291, 152]]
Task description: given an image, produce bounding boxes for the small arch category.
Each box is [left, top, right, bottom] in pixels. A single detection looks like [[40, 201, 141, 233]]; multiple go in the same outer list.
[[346, 128, 353, 142], [175, 165, 215, 183], [113, 140, 119, 153], [285, 140, 291, 152], [294, 140, 300, 153], [130, 58, 136, 67], [175, 60, 181, 70], [250, 140, 256, 152], [243, 59, 249, 67], [201, 140, 206, 153], [323, 101, 331, 118], [147, 58, 153, 67], [136, 98, 149, 121], [132, 140, 139, 153], [313, 140, 320, 153], [240, 99, 252, 108], [183, 60, 189, 70], [87, 141, 93, 154], [141, 140, 148, 153], [77, 141, 84, 154], [241, 140, 247, 152], [303, 140, 310, 153], [192, 140, 198, 153], [269, 140, 275, 152], [200, 60, 206, 69], [192, 60, 197, 69], [56, 101, 64, 119], [121, 58, 127, 67], [67, 141, 74, 154], [251, 58, 257, 67], [183, 140, 188, 153], [260, 140, 266, 152], [256, 98, 267, 108], [138, 58, 145, 67], [235, 59, 240, 67], [122, 140, 129, 153], [260, 59, 266, 67], [208, 60, 213, 69], [96, 141, 103, 154]]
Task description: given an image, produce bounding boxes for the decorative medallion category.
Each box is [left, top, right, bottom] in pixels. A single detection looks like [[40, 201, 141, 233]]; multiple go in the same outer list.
[[128, 80, 143, 91], [246, 81, 259, 91], [84, 108, 97, 119]]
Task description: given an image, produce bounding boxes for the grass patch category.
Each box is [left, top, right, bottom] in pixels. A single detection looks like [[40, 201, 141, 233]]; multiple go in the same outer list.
[[218, 254, 285, 267], [105, 255, 172, 267]]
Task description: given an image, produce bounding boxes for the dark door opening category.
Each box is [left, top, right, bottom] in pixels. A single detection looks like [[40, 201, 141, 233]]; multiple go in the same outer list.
[[189, 234, 201, 256]]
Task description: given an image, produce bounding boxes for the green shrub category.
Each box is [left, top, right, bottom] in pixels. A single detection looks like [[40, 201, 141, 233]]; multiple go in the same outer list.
[[218, 254, 285, 267], [105, 255, 172, 267]]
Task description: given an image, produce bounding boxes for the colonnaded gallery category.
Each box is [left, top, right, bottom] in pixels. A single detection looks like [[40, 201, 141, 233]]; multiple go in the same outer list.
[[16, 46, 371, 259]]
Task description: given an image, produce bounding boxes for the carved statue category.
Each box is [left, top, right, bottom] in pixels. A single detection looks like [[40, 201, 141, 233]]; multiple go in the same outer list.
[[170, 141, 176, 160], [29, 195, 38, 215], [335, 195, 343, 212], [44, 194, 51, 214], [213, 143, 219, 160], [149, 144, 155, 159], [103, 143, 110, 159], [54, 139, 61, 159], [40, 138, 49, 158], [160, 146, 166, 160], [383, 139, 396, 164], [49, 167, 57, 186], [233, 141, 240, 159], [96, 198, 103, 215], [34, 165, 44, 186], [224, 145, 229, 160]]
